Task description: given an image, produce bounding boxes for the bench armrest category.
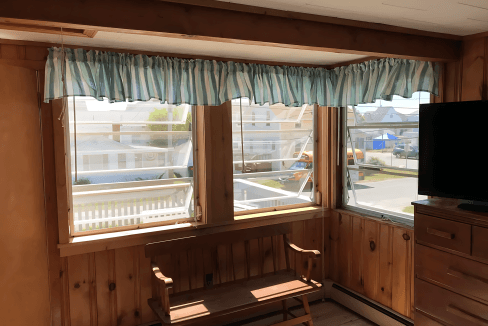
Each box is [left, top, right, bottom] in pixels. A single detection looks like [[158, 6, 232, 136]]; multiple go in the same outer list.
[[283, 235, 321, 259], [151, 262, 172, 316], [283, 235, 320, 282], [152, 263, 174, 288]]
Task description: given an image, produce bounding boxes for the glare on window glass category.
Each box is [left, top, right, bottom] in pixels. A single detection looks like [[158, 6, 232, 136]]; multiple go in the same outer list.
[[232, 98, 314, 213], [345, 91, 429, 218], [68, 97, 194, 233]]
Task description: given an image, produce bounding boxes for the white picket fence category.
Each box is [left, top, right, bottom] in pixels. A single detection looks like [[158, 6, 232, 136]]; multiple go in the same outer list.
[[72, 180, 193, 232]]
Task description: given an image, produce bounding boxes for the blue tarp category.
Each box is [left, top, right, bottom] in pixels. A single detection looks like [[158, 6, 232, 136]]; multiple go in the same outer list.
[[372, 133, 398, 150]]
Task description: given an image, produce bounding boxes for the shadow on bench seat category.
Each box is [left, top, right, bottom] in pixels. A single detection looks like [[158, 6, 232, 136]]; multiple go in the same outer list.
[[145, 223, 322, 326]]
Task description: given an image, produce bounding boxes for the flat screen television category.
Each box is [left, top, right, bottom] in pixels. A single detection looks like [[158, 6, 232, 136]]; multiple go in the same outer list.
[[419, 100, 488, 212]]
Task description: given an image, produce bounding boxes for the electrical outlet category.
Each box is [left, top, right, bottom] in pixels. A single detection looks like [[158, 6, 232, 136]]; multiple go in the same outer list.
[[205, 273, 213, 288]]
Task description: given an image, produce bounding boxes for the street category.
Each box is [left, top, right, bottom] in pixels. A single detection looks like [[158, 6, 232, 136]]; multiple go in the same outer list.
[[347, 177, 427, 215], [363, 151, 418, 169]]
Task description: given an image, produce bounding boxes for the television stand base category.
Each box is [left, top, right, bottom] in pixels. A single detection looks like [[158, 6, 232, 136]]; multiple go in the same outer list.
[[457, 203, 488, 213]]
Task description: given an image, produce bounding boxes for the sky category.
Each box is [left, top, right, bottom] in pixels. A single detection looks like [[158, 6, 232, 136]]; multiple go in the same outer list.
[[354, 91, 430, 114]]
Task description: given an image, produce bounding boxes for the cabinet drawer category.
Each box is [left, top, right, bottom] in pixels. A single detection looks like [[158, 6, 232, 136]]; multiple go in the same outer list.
[[473, 226, 488, 261], [415, 213, 471, 254], [416, 244, 488, 303], [415, 311, 446, 326], [416, 279, 488, 326]]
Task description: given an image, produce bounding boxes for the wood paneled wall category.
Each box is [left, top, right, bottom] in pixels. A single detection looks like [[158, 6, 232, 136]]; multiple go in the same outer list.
[[330, 210, 415, 320], [56, 219, 323, 326], [438, 36, 488, 103]]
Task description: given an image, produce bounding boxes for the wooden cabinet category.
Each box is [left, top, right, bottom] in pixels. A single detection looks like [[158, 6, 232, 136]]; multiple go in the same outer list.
[[414, 199, 488, 326]]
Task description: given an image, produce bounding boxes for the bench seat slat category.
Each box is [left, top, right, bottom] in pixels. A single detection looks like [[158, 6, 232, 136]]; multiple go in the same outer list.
[[148, 271, 321, 325]]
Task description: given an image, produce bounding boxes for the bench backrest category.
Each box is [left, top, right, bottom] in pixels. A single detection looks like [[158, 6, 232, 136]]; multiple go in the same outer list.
[[145, 223, 291, 257], [145, 222, 295, 295]]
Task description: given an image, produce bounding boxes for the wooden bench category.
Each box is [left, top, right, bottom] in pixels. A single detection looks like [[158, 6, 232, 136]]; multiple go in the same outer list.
[[145, 223, 322, 326]]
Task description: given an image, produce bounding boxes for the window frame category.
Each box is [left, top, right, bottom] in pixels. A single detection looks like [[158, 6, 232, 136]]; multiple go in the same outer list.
[[53, 99, 199, 239], [340, 96, 427, 227], [53, 99, 326, 243], [231, 102, 320, 217]]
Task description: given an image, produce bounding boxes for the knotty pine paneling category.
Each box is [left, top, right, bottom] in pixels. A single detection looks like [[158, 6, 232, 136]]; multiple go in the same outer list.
[[58, 220, 323, 326], [330, 211, 414, 320]]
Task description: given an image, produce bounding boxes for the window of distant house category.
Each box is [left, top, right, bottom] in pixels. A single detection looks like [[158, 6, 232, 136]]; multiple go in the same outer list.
[[67, 97, 194, 234], [344, 91, 429, 222], [232, 98, 315, 214]]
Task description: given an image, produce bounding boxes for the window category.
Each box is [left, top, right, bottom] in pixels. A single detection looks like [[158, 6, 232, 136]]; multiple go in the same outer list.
[[344, 91, 429, 221], [68, 97, 194, 234], [232, 98, 315, 213]]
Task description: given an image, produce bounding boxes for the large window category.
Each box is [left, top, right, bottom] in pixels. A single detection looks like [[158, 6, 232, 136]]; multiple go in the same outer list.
[[68, 97, 194, 234], [232, 99, 315, 213], [344, 92, 429, 222]]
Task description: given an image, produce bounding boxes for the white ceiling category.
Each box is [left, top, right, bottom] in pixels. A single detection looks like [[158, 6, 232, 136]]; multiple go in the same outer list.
[[0, 29, 368, 65], [216, 0, 488, 36]]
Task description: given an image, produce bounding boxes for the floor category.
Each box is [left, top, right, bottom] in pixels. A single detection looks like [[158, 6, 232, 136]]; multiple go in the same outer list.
[[227, 300, 377, 326]]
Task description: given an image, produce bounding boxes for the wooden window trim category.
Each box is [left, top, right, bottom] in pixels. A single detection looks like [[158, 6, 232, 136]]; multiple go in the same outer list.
[[53, 99, 330, 242], [57, 206, 326, 257], [52, 99, 200, 242]]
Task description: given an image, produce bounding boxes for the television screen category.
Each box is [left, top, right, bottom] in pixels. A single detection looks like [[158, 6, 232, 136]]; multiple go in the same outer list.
[[418, 100, 488, 202]]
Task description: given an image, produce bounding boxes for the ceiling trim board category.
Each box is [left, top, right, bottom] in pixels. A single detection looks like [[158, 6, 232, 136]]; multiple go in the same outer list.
[[0, 0, 461, 61], [157, 0, 462, 41], [326, 56, 383, 69], [0, 22, 96, 38], [463, 31, 488, 41], [0, 37, 333, 69]]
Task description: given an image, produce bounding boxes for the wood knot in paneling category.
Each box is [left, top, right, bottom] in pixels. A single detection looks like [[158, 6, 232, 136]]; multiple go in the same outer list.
[[369, 240, 376, 251], [402, 233, 411, 241]]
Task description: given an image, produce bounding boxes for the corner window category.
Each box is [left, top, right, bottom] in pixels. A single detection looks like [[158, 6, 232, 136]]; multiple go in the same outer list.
[[232, 98, 315, 213], [68, 97, 194, 234], [344, 92, 429, 221]]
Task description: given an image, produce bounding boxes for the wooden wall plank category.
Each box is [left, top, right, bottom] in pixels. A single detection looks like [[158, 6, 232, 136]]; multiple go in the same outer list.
[[67, 254, 91, 326], [322, 212, 330, 280], [330, 211, 340, 282], [391, 227, 412, 316], [115, 247, 137, 326], [338, 214, 352, 289], [217, 244, 229, 283], [95, 251, 112, 326], [461, 38, 486, 101], [362, 219, 380, 301], [194, 247, 205, 289], [350, 217, 364, 294], [377, 224, 393, 308], [138, 245, 155, 324]]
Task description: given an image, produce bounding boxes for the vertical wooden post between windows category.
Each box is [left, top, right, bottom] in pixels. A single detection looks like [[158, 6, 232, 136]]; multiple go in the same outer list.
[[52, 99, 71, 243], [196, 101, 234, 224]]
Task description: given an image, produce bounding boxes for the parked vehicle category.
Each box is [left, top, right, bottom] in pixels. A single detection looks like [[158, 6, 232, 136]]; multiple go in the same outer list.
[[279, 151, 313, 191], [393, 144, 419, 159], [234, 153, 273, 173], [347, 149, 364, 182]]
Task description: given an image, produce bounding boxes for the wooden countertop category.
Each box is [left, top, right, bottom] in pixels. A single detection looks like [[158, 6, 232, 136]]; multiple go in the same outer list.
[[412, 198, 488, 228]]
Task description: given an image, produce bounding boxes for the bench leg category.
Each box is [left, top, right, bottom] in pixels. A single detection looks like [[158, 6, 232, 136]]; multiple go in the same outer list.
[[282, 300, 287, 321], [302, 295, 314, 326]]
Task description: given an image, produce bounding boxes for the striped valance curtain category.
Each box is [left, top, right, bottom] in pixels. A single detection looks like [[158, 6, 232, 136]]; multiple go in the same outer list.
[[44, 47, 440, 107]]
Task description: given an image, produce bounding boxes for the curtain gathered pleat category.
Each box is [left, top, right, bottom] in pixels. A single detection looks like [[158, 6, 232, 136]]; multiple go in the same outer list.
[[44, 47, 439, 107]]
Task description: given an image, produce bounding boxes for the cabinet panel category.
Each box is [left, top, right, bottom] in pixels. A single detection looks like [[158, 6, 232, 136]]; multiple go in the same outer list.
[[473, 226, 488, 261]]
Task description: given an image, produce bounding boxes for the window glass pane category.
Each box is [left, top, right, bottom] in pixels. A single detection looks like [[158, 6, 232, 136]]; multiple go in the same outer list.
[[345, 91, 429, 218], [68, 97, 193, 233], [232, 98, 314, 213]]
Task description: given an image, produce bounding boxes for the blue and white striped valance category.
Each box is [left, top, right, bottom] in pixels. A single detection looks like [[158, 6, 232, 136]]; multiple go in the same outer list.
[[44, 47, 439, 107]]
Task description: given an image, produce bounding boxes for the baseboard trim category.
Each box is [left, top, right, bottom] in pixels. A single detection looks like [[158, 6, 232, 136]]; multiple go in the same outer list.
[[331, 284, 414, 326]]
